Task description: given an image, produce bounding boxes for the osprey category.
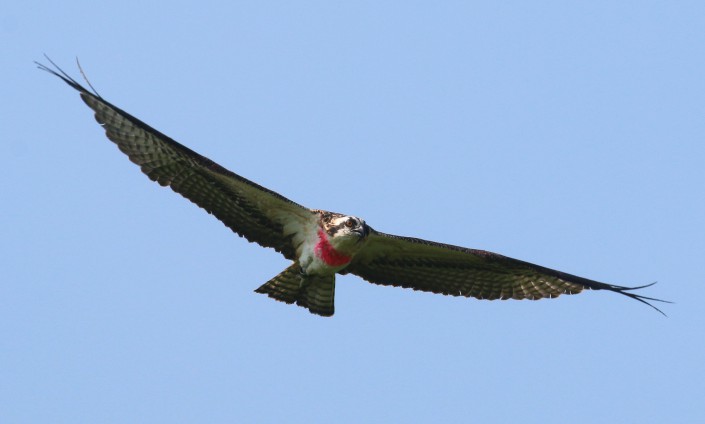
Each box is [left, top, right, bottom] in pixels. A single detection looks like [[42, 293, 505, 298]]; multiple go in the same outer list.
[[38, 59, 668, 317]]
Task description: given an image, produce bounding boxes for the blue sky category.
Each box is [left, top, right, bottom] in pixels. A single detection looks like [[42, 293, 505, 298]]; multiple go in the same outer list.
[[2, 1, 704, 423]]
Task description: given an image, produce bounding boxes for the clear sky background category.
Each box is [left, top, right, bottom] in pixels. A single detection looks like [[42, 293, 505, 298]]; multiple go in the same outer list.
[[2, 1, 704, 423]]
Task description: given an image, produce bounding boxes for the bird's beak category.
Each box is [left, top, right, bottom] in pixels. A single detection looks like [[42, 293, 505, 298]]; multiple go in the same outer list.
[[358, 223, 370, 239]]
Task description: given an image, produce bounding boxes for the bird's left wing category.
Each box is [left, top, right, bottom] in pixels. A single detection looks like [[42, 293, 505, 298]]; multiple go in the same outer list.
[[38, 59, 315, 259], [344, 230, 668, 313]]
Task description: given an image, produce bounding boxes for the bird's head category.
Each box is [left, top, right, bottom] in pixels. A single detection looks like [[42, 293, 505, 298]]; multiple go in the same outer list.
[[319, 212, 370, 248]]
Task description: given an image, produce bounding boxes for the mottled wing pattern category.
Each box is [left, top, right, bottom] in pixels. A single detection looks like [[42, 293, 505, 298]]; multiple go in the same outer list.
[[38, 60, 315, 259], [346, 230, 666, 312]]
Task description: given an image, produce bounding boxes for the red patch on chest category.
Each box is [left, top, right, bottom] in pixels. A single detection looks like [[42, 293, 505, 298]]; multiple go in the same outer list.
[[314, 229, 352, 267]]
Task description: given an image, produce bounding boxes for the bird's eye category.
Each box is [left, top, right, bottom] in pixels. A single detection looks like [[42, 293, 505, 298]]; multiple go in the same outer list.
[[345, 218, 355, 228]]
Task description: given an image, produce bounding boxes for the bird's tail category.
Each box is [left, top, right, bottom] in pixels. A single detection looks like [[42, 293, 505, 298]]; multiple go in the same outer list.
[[255, 263, 336, 317]]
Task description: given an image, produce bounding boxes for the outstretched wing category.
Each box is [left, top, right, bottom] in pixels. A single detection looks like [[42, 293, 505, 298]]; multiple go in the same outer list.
[[345, 230, 668, 314], [38, 59, 315, 260]]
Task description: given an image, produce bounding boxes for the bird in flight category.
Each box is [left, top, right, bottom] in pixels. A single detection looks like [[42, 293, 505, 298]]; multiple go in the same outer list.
[[37, 58, 668, 317]]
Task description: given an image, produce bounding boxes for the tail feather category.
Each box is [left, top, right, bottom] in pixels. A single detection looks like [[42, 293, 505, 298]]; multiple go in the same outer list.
[[255, 263, 336, 317], [296, 277, 336, 317], [254, 263, 303, 304]]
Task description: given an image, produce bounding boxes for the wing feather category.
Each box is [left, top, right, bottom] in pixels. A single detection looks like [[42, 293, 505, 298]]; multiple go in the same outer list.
[[39, 59, 314, 259], [346, 230, 668, 313]]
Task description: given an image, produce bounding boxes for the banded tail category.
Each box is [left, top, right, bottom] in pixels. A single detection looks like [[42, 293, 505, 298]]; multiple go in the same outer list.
[[255, 263, 336, 317]]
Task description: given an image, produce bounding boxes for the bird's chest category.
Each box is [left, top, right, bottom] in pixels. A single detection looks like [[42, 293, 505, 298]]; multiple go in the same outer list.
[[298, 228, 353, 275]]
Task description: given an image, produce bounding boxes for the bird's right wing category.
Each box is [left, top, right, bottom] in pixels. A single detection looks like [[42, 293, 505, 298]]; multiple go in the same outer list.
[[38, 59, 316, 260]]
